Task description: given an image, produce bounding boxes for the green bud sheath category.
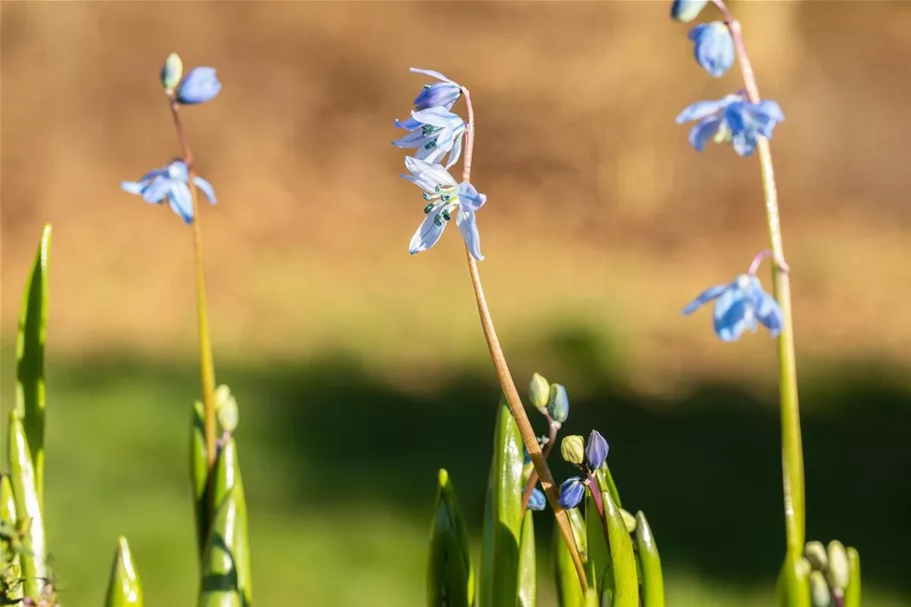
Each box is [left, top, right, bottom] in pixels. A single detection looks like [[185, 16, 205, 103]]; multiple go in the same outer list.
[[198, 487, 249, 607], [15, 224, 51, 513], [191, 401, 209, 560], [844, 547, 860, 607], [777, 552, 811, 607], [600, 489, 638, 607], [427, 469, 474, 607], [553, 508, 585, 607], [209, 438, 252, 604], [105, 536, 144, 607], [516, 510, 536, 607], [8, 411, 47, 599], [635, 512, 665, 607], [826, 541, 849, 590]]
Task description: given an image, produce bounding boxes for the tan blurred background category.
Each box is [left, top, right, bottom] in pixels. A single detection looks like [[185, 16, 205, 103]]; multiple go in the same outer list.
[[1, 1, 910, 606]]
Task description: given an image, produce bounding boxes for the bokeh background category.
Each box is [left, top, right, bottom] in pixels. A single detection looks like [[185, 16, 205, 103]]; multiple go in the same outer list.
[[2, 1, 910, 605]]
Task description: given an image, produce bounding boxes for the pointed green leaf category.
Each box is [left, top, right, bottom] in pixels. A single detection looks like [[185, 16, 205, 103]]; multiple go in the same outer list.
[[553, 508, 585, 607], [584, 492, 609, 595], [427, 469, 474, 607], [105, 536, 144, 607], [14, 224, 51, 511], [777, 552, 811, 607], [7, 411, 47, 599], [517, 510, 536, 607], [208, 438, 252, 605], [198, 486, 249, 607], [844, 548, 860, 607], [478, 398, 523, 607], [191, 401, 209, 559], [598, 465, 622, 510], [600, 489, 638, 607], [634, 512, 665, 607]]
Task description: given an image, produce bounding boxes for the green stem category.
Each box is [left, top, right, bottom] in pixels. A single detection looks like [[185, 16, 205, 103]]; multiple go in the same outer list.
[[167, 97, 218, 474], [713, 0, 805, 552], [459, 86, 589, 591]]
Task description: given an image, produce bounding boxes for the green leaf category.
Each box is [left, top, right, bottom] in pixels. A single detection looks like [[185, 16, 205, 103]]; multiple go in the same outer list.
[[584, 492, 609, 595], [553, 508, 585, 607], [844, 547, 860, 607], [14, 224, 51, 511], [198, 486, 249, 607], [600, 489, 638, 607], [105, 536, 144, 607], [191, 401, 209, 560], [207, 438, 252, 605], [777, 551, 811, 607], [598, 465, 622, 510], [517, 510, 536, 607], [7, 411, 47, 599], [634, 512, 665, 607], [1, 473, 22, 602], [583, 589, 600, 607], [478, 398, 523, 607], [427, 469, 474, 607]]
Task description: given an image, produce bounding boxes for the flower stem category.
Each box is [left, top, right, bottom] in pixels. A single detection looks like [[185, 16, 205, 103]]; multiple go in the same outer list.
[[521, 419, 558, 512], [168, 97, 218, 474], [713, 0, 805, 554], [459, 86, 589, 591]]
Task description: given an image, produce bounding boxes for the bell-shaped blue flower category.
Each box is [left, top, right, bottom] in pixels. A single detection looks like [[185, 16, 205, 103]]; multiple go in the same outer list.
[[176, 67, 221, 105], [410, 68, 462, 111], [676, 94, 784, 156], [585, 430, 609, 470], [393, 107, 466, 169], [528, 488, 547, 512], [400, 156, 487, 261], [683, 273, 783, 341], [671, 0, 709, 22], [689, 22, 735, 77], [558, 477, 586, 510], [121, 159, 217, 224]]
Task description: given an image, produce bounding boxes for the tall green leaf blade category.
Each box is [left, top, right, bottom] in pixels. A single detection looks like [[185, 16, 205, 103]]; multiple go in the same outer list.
[[634, 512, 665, 607], [844, 548, 861, 607], [553, 508, 585, 607], [600, 489, 638, 607], [427, 469, 474, 607], [478, 398, 523, 607], [198, 486, 247, 607], [7, 411, 47, 599], [191, 401, 209, 559], [14, 224, 51, 510], [207, 438, 252, 605], [516, 510, 536, 607], [584, 492, 609, 595], [105, 536, 144, 607]]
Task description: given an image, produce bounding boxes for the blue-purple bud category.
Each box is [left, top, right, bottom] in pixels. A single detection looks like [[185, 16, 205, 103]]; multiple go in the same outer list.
[[528, 488, 547, 512], [547, 383, 570, 424], [689, 22, 735, 78], [414, 81, 462, 111], [585, 430, 609, 470], [671, 0, 709, 22], [557, 477, 585, 510], [176, 67, 221, 105], [161, 53, 183, 93]]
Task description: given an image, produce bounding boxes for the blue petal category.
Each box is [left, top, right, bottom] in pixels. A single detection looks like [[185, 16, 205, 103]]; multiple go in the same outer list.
[[392, 130, 431, 148], [121, 180, 145, 196], [168, 181, 195, 224], [689, 116, 722, 151], [138, 168, 167, 182], [409, 207, 448, 255], [713, 284, 755, 341], [402, 156, 458, 192], [445, 127, 464, 169], [671, 0, 709, 22], [394, 117, 421, 130], [193, 176, 217, 205], [140, 176, 171, 203], [167, 159, 190, 182], [412, 107, 463, 128], [731, 132, 759, 157], [557, 477, 585, 510], [750, 285, 784, 337], [457, 182, 486, 213], [528, 488, 547, 512], [692, 22, 735, 78], [409, 67, 456, 84], [676, 99, 726, 124], [176, 67, 221, 105], [755, 100, 785, 124], [414, 82, 462, 112], [456, 210, 483, 261], [682, 284, 727, 316], [585, 430, 609, 470]]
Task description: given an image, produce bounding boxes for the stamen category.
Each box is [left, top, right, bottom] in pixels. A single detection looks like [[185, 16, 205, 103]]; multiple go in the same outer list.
[[433, 215, 443, 227], [422, 192, 433, 201], [440, 194, 450, 203], [421, 125, 436, 136], [434, 184, 442, 193], [424, 203, 435, 214], [442, 210, 451, 221], [423, 140, 437, 151]]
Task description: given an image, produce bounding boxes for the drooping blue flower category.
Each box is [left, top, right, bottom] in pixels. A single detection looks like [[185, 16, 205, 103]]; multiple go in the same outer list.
[[558, 477, 586, 510], [176, 67, 221, 105], [121, 159, 216, 224], [671, 0, 709, 22], [393, 107, 466, 169], [676, 94, 784, 156], [689, 22, 735, 77], [400, 156, 487, 261], [683, 273, 783, 341], [528, 488, 547, 512], [585, 430, 609, 470], [410, 68, 462, 111]]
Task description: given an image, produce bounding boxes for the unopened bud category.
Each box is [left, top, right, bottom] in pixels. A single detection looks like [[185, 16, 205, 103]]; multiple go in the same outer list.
[[214, 384, 239, 433], [827, 540, 850, 590], [561, 435, 585, 466], [670, 0, 708, 22], [528, 372, 550, 411], [160, 52, 183, 92], [805, 541, 828, 572], [620, 508, 637, 533], [809, 571, 831, 607], [547, 383, 569, 424]]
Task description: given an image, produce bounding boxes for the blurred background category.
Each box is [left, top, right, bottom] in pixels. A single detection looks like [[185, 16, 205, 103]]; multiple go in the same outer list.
[[2, 1, 910, 605]]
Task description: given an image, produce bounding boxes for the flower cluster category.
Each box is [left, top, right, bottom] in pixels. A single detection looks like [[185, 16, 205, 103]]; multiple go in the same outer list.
[[393, 69, 487, 261], [557, 430, 609, 509]]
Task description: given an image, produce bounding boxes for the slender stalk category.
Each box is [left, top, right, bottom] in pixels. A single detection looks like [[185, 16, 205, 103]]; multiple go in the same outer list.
[[167, 97, 218, 473], [585, 473, 608, 537], [712, 0, 805, 553], [459, 86, 589, 590], [521, 419, 558, 512]]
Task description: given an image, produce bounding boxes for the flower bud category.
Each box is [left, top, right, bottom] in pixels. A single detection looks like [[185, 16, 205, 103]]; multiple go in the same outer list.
[[561, 435, 585, 466], [160, 52, 183, 93], [177, 67, 221, 105], [670, 0, 708, 22], [620, 508, 637, 533], [827, 540, 850, 590], [547, 383, 569, 424], [557, 477, 585, 510], [805, 541, 828, 572], [585, 430, 609, 470], [528, 372, 550, 411], [214, 384, 239, 433], [689, 22, 735, 78], [528, 488, 547, 512], [809, 571, 831, 607]]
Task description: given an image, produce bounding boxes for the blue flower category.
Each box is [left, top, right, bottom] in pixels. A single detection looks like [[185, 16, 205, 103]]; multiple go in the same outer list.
[[676, 94, 784, 156], [689, 22, 735, 77], [558, 477, 586, 510], [121, 159, 216, 224], [400, 156, 487, 261], [528, 488, 547, 512], [585, 430, 609, 470], [393, 107, 466, 169], [410, 68, 462, 111], [683, 273, 783, 341], [671, 0, 709, 22], [176, 67, 221, 105]]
